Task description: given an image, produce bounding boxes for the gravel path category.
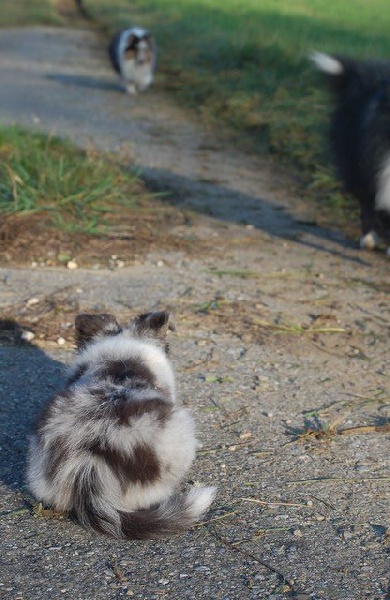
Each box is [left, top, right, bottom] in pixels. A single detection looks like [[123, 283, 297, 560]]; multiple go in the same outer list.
[[0, 26, 389, 600]]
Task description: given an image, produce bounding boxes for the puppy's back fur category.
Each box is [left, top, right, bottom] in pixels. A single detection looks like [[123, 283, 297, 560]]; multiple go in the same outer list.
[[27, 311, 216, 539]]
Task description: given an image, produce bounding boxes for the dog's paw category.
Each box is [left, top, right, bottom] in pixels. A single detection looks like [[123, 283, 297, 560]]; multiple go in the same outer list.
[[359, 231, 380, 250], [125, 83, 137, 95]]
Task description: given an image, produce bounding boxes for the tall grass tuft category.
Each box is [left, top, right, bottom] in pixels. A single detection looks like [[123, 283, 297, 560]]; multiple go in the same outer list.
[[0, 126, 143, 234]]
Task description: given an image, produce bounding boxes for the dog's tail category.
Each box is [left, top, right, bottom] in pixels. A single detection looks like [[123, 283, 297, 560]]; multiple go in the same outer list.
[[73, 466, 216, 539], [310, 52, 354, 92], [311, 52, 344, 75]]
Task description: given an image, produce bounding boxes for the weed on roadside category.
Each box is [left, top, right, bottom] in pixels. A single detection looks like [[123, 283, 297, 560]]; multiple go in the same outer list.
[[0, 0, 63, 27], [0, 126, 145, 235]]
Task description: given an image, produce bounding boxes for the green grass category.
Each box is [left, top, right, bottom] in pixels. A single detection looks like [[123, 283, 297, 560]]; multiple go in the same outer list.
[[0, 0, 63, 27], [0, 126, 145, 234], [81, 0, 390, 187], [2, 0, 390, 211]]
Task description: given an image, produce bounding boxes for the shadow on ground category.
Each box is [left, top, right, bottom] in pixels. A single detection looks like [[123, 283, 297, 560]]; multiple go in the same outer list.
[[141, 166, 373, 266], [0, 321, 65, 490], [47, 73, 122, 93]]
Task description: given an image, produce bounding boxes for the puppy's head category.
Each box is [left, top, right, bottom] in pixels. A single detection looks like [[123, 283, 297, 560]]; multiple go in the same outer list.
[[75, 310, 175, 352]]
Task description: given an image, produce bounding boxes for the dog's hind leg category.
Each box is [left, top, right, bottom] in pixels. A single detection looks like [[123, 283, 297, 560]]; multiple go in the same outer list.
[[359, 195, 380, 249]]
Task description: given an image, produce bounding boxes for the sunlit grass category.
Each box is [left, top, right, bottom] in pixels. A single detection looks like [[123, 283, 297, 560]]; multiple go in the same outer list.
[[0, 126, 145, 234], [82, 0, 390, 182], [0, 0, 63, 27]]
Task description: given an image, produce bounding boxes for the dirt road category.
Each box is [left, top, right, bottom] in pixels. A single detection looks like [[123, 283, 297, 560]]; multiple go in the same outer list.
[[0, 24, 389, 600]]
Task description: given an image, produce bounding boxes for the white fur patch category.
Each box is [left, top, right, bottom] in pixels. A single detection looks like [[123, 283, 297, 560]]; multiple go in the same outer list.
[[71, 334, 176, 401], [311, 52, 344, 75], [376, 154, 390, 212], [185, 486, 217, 517], [122, 60, 153, 93]]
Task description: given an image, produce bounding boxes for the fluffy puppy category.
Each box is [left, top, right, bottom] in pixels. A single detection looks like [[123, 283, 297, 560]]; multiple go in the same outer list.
[[108, 28, 156, 94], [27, 311, 216, 539], [312, 52, 390, 251]]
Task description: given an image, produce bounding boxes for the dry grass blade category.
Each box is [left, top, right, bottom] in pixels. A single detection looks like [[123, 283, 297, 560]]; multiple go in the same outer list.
[[193, 510, 238, 528], [0, 507, 30, 519], [253, 318, 346, 334], [239, 497, 309, 508], [339, 424, 390, 435], [231, 526, 292, 546], [287, 476, 390, 485]]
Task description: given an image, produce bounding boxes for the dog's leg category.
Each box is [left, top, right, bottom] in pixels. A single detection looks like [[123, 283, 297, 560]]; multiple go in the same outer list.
[[359, 197, 379, 250]]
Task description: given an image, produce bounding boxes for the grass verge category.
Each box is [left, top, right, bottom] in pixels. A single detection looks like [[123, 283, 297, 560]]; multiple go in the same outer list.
[[81, 0, 390, 198], [0, 0, 63, 27], [0, 126, 145, 234]]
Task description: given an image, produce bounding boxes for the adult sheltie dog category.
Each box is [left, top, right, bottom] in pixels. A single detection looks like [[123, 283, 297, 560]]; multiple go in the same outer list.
[[108, 28, 156, 94], [312, 52, 390, 252]]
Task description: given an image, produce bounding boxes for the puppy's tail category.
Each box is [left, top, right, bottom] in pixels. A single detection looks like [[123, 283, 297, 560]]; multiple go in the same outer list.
[[73, 467, 216, 539]]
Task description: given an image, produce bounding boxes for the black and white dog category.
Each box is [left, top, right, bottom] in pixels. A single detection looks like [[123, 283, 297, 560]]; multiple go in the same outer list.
[[108, 28, 156, 94], [27, 311, 215, 539], [312, 52, 390, 252]]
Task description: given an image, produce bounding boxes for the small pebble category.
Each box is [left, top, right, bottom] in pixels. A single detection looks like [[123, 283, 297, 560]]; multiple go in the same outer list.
[[355, 465, 370, 472], [157, 260, 164, 267], [293, 528, 303, 538], [26, 297, 39, 307], [20, 330, 35, 342], [57, 337, 66, 346]]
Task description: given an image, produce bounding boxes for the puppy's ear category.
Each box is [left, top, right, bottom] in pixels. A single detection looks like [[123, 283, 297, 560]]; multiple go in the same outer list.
[[75, 314, 120, 350], [132, 311, 175, 350]]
